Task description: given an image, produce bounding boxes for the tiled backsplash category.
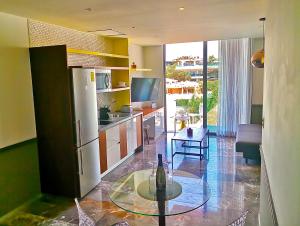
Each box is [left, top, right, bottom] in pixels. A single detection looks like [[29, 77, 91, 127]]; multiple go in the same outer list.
[[28, 19, 130, 112], [28, 19, 106, 66]]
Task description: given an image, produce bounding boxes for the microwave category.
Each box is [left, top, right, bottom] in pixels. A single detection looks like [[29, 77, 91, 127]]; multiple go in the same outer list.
[[96, 69, 112, 90]]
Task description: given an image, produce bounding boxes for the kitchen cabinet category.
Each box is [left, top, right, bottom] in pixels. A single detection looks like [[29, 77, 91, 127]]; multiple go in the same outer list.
[[99, 113, 143, 175], [119, 123, 128, 158], [104, 125, 121, 170], [29, 45, 102, 198], [136, 115, 143, 147], [126, 118, 137, 155]]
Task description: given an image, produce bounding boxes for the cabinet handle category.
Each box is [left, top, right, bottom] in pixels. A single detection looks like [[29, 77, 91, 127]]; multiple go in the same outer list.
[[77, 120, 81, 147], [79, 149, 84, 175]]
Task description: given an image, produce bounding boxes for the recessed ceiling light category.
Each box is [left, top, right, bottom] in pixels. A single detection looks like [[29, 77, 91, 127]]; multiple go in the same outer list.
[[179, 7, 185, 11]]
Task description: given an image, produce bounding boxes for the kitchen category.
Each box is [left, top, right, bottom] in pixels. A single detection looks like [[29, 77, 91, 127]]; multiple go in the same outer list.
[[0, 14, 165, 218], [27, 18, 166, 200], [29, 44, 144, 198]]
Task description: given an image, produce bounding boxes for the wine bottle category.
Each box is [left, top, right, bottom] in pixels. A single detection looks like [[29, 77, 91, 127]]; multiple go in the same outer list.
[[156, 154, 166, 191]]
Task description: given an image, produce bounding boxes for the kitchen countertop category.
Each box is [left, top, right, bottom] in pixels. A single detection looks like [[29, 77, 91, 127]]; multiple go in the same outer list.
[[98, 111, 143, 132], [140, 106, 164, 116]]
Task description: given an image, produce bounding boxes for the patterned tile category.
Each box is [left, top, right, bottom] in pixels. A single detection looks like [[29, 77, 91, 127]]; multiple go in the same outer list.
[[28, 20, 106, 66]]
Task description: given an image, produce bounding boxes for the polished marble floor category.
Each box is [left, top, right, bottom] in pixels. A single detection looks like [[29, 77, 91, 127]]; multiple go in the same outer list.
[[0, 134, 260, 226]]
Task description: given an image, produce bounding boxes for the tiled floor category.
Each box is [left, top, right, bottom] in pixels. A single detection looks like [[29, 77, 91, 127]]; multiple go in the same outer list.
[[0, 134, 260, 226]]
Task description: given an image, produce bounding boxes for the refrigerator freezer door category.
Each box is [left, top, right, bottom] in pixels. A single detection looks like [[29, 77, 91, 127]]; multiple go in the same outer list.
[[77, 139, 101, 197], [72, 68, 99, 147]]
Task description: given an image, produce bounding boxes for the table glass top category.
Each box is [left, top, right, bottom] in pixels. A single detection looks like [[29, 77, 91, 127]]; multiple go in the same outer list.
[[172, 127, 208, 141], [109, 169, 211, 216]]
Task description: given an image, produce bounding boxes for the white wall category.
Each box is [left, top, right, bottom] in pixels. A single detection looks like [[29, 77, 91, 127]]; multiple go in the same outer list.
[[128, 43, 144, 69], [261, 0, 300, 225], [251, 38, 264, 105], [129, 43, 165, 108], [0, 13, 36, 148], [143, 46, 164, 107], [143, 46, 164, 77]]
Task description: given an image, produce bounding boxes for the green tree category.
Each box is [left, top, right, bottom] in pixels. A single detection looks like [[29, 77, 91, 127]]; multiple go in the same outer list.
[[166, 64, 191, 81], [207, 80, 218, 112], [208, 55, 217, 65], [176, 95, 202, 114], [187, 95, 202, 113]]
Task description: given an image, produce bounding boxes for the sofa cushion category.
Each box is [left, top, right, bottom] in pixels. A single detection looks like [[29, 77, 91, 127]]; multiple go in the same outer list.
[[236, 124, 262, 144]]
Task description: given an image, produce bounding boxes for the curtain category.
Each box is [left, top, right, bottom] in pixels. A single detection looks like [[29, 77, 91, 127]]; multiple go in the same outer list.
[[217, 38, 252, 136]]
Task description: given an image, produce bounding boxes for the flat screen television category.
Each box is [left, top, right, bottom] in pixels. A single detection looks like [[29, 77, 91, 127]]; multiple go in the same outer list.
[[131, 77, 161, 102]]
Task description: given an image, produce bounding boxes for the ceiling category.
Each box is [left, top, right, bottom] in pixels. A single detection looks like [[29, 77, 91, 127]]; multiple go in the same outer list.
[[0, 0, 266, 45]]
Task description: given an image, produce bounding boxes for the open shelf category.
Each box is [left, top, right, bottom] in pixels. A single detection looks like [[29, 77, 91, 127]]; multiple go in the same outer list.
[[130, 68, 152, 72], [92, 66, 129, 70], [67, 48, 129, 59], [96, 87, 130, 93]]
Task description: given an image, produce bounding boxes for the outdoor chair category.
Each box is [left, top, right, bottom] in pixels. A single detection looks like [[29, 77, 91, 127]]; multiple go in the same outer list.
[[174, 111, 190, 133]]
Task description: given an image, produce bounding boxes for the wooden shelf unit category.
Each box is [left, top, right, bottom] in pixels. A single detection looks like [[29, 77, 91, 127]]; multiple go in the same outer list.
[[96, 87, 130, 93], [67, 48, 129, 59], [66, 36, 131, 112], [130, 68, 152, 72], [93, 66, 129, 70]]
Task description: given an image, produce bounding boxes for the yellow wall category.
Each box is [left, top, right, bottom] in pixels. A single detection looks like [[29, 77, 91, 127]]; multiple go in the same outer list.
[[262, 0, 300, 225], [0, 12, 36, 148]]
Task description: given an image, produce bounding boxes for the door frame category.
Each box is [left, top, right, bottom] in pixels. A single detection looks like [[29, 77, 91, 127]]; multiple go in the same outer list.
[[163, 41, 216, 135]]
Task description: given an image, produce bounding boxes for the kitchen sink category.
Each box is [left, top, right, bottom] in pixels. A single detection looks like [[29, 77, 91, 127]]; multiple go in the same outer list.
[[108, 112, 131, 119], [99, 112, 132, 126]]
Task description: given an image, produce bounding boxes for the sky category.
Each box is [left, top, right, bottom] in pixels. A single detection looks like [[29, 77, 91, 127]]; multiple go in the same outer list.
[[166, 41, 218, 61]]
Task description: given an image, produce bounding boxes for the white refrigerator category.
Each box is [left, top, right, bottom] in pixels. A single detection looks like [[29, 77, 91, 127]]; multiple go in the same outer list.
[[72, 68, 101, 197]]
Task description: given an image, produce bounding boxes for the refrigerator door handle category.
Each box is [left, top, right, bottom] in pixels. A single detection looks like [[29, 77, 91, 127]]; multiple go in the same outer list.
[[80, 149, 84, 175], [77, 120, 82, 147]]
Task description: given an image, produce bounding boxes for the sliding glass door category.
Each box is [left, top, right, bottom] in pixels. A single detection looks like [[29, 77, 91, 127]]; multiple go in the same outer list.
[[206, 41, 219, 133], [164, 41, 219, 133], [165, 42, 204, 132]]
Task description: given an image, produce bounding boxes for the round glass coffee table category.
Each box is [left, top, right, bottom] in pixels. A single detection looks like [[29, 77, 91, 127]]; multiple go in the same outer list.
[[109, 169, 211, 226]]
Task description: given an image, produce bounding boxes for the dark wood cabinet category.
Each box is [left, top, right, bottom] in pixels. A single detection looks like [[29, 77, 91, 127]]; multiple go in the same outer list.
[[29, 45, 80, 197]]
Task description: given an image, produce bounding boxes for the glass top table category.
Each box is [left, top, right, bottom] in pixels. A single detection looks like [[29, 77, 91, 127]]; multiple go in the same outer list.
[[109, 169, 211, 226], [171, 127, 210, 168]]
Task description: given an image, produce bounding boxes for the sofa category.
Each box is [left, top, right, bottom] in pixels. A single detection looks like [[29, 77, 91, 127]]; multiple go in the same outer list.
[[236, 124, 262, 162], [235, 105, 263, 162]]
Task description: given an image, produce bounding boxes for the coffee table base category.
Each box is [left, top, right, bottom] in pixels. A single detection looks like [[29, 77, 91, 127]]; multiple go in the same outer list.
[[171, 128, 210, 169]]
